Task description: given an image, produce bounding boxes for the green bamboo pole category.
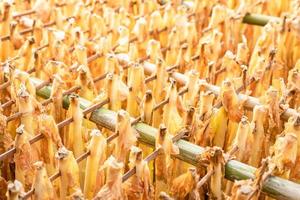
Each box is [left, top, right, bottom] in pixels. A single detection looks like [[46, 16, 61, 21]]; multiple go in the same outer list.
[[30, 77, 300, 200], [242, 13, 279, 26], [184, 1, 279, 26]]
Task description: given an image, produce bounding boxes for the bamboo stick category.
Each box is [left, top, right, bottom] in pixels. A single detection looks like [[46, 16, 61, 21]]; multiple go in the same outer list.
[[12, 3, 66, 19], [30, 77, 300, 200], [0, 97, 108, 160], [122, 129, 188, 182]]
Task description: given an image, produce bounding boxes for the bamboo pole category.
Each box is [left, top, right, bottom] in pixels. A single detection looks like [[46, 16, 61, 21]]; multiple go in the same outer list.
[[30, 77, 300, 200], [138, 66, 299, 120], [242, 13, 279, 26]]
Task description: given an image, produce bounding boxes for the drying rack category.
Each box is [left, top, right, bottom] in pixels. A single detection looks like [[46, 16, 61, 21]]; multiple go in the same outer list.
[[0, 1, 299, 199]]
